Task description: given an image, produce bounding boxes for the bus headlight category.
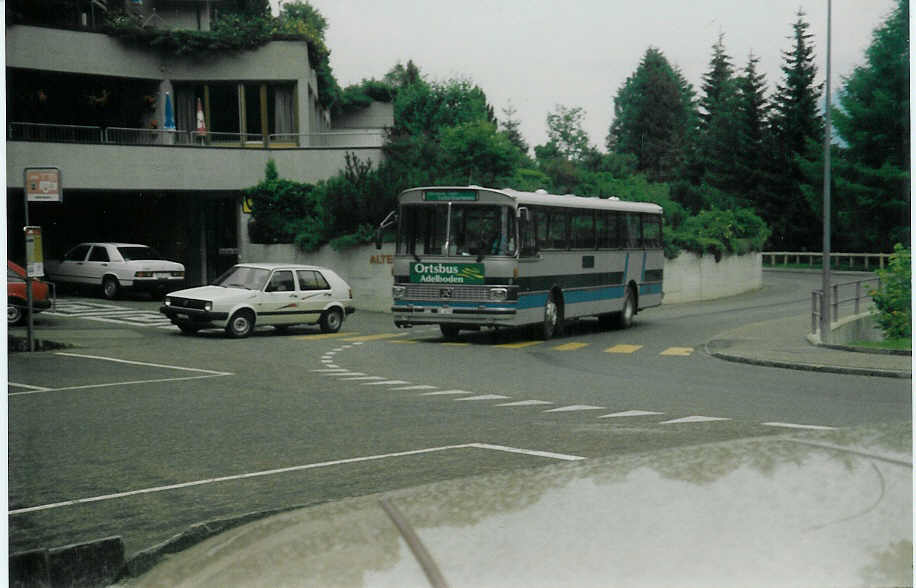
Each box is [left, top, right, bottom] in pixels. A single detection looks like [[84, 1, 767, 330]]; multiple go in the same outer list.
[[392, 286, 407, 298], [488, 287, 508, 301]]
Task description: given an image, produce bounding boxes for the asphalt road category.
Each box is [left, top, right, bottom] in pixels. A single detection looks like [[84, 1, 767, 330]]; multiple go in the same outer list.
[[7, 271, 911, 557]]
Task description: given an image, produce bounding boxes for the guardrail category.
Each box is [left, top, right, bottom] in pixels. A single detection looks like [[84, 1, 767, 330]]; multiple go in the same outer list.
[[811, 276, 880, 335], [9, 122, 384, 149], [764, 251, 892, 271]]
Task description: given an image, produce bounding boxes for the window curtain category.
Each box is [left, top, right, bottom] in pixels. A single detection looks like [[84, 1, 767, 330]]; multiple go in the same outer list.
[[175, 87, 196, 132], [273, 85, 295, 137]]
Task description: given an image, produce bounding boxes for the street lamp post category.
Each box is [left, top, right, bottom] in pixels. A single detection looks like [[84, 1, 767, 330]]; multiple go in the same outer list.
[[820, 0, 833, 343]]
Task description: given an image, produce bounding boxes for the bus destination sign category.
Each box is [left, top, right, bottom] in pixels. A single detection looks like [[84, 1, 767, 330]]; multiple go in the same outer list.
[[423, 191, 478, 202], [410, 262, 484, 285]]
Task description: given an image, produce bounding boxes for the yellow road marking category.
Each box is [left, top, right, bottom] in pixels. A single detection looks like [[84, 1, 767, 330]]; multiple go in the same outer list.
[[294, 332, 358, 341], [553, 342, 589, 351], [494, 341, 543, 349], [660, 347, 694, 356], [605, 344, 643, 354], [341, 333, 409, 342]]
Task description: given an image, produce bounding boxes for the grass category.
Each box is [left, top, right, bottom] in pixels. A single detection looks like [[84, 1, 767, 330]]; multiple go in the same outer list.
[[849, 338, 911, 352]]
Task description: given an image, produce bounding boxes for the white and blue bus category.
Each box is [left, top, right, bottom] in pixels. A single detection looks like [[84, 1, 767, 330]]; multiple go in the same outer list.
[[377, 186, 664, 339]]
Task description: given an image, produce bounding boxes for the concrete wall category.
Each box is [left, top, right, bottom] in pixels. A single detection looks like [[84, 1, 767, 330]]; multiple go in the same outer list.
[[7, 142, 386, 191], [663, 252, 762, 304], [240, 243, 763, 313]]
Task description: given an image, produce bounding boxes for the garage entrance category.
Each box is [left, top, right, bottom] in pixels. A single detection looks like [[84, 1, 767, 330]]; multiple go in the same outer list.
[[6, 190, 239, 287]]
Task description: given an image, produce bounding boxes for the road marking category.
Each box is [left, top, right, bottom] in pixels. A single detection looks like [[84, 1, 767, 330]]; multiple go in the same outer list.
[[599, 410, 665, 418], [455, 394, 511, 401], [330, 372, 366, 377], [342, 333, 408, 342], [294, 332, 358, 341], [762, 422, 838, 431], [441, 342, 470, 347], [361, 380, 410, 386], [311, 368, 349, 373], [420, 390, 474, 396], [552, 342, 589, 351], [54, 353, 230, 375], [390, 385, 438, 391], [9, 375, 231, 397], [605, 344, 643, 354], [660, 347, 694, 356], [494, 341, 542, 349], [544, 405, 606, 413], [8, 382, 52, 392], [659, 416, 731, 424], [496, 400, 554, 407], [339, 376, 386, 381], [389, 340, 418, 344], [9, 443, 584, 515]]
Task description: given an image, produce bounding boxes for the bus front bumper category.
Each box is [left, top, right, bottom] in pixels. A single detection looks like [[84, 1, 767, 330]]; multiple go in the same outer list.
[[392, 303, 517, 328]]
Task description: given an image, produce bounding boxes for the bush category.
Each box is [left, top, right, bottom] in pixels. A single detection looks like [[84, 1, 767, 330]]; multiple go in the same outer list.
[[667, 208, 770, 261], [871, 244, 911, 339], [245, 160, 327, 251]]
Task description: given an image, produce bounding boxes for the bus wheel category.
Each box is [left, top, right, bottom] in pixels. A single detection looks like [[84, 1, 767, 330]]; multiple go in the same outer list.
[[440, 324, 460, 339], [539, 292, 560, 340], [615, 287, 636, 329]]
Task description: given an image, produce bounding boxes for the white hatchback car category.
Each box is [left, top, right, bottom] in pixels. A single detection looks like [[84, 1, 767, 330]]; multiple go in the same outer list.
[[47, 242, 185, 299], [160, 263, 355, 337]]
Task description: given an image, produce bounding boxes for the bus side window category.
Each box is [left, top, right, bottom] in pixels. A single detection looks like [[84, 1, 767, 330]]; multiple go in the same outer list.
[[571, 211, 595, 249], [624, 213, 641, 249], [547, 208, 568, 249], [519, 209, 538, 257], [642, 214, 662, 248]]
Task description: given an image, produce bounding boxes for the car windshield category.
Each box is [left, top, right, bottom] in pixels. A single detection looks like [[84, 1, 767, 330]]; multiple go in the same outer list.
[[212, 266, 270, 290], [118, 246, 162, 261]]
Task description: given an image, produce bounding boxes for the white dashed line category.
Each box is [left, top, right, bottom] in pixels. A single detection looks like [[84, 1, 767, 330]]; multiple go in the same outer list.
[[599, 410, 665, 418], [496, 400, 554, 407], [544, 405, 606, 413], [762, 422, 838, 431], [361, 380, 411, 386], [420, 390, 474, 396], [455, 394, 511, 401], [390, 385, 438, 391], [659, 416, 731, 424]]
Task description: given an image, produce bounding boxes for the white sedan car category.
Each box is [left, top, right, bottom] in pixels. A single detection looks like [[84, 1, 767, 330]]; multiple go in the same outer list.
[[47, 242, 185, 299], [160, 263, 355, 337]]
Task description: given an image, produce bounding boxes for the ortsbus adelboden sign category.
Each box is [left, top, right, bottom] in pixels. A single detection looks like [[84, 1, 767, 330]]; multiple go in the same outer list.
[[409, 262, 485, 284], [25, 167, 63, 203]]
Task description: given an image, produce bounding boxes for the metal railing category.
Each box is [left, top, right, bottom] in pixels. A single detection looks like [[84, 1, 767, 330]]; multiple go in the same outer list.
[[764, 251, 892, 270], [8, 122, 104, 143], [9, 122, 385, 149], [811, 276, 881, 335]]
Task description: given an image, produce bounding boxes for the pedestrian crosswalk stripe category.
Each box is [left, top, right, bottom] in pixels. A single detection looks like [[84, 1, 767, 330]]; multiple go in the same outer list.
[[660, 347, 694, 356], [342, 333, 409, 342], [762, 422, 837, 431], [659, 416, 731, 424], [605, 344, 643, 354], [553, 342, 588, 351], [494, 341, 542, 349], [361, 380, 410, 386], [599, 410, 665, 418], [455, 394, 511, 401], [295, 332, 357, 341], [390, 385, 438, 391], [340, 376, 385, 381], [544, 405, 606, 413], [496, 400, 554, 407], [420, 389, 474, 396]]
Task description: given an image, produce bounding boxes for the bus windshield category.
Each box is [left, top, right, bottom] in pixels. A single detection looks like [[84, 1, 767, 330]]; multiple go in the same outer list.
[[398, 204, 517, 257]]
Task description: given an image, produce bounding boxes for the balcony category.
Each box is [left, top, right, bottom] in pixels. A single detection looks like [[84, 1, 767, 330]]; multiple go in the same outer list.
[[8, 122, 385, 149]]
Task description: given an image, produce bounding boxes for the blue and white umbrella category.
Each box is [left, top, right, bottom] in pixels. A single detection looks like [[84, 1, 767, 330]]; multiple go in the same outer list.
[[163, 91, 176, 130]]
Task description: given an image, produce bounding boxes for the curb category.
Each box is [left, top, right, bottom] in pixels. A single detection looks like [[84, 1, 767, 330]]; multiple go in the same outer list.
[[10, 536, 125, 588], [707, 348, 912, 379]]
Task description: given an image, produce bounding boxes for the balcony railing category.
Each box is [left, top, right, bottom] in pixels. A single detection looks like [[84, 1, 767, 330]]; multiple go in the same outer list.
[[8, 122, 385, 149]]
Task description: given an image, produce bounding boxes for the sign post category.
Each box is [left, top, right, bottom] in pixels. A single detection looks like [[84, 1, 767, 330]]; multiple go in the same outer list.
[[23, 167, 62, 352]]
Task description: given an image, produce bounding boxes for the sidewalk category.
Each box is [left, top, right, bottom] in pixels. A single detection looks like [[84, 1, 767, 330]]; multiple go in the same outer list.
[[706, 314, 911, 378]]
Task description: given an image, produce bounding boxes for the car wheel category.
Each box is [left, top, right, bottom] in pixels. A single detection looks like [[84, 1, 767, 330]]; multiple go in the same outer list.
[[319, 308, 343, 333], [226, 310, 255, 338], [440, 324, 460, 339], [8, 304, 24, 326], [177, 323, 200, 335], [102, 276, 120, 299], [615, 287, 636, 329], [538, 291, 560, 340]]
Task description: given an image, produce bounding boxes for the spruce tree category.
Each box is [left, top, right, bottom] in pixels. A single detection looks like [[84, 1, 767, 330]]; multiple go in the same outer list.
[[607, 47, 696, 183], [768, 10, 823, 249], [734, 53, 777, 213]]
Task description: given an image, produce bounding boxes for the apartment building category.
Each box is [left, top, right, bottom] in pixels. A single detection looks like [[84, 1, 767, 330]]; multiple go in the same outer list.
[[6, 0, 392, 285]]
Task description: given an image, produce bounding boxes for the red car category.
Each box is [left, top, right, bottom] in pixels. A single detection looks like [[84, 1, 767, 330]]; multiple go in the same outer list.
[[8, 261, 52, 325]]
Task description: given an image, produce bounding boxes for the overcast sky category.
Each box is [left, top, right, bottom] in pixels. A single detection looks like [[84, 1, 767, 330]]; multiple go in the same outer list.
[[276, 0, 896, 151]]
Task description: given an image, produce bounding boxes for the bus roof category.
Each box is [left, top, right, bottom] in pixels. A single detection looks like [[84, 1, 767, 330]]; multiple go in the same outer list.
[[398, 186, 664, 214]]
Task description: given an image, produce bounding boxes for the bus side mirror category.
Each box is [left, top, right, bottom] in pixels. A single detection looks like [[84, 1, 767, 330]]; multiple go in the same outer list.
[[376, 210, 398, 250]]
